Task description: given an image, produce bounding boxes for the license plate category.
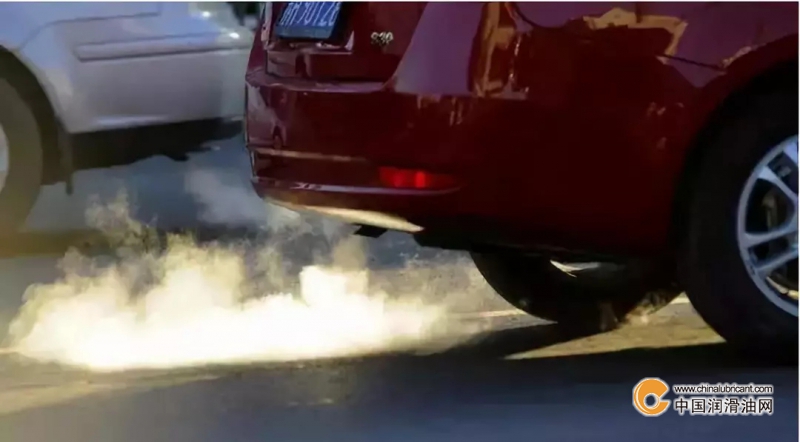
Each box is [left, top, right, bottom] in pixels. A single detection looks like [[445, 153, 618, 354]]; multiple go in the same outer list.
[[274, 2, 343, 40]]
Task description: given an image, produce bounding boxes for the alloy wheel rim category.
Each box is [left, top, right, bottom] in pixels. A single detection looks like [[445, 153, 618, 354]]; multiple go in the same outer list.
[[0, 124, 8, 195], [736, 135, 799, 316]]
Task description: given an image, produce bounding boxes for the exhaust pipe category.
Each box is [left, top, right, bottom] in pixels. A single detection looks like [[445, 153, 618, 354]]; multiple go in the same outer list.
[[354, 225, 387, 238]]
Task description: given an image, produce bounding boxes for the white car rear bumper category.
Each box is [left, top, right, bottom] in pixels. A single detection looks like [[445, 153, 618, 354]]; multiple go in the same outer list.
[[20, 27, 251, 134]]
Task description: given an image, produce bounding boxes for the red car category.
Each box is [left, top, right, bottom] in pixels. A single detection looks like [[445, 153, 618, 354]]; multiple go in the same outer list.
[[245, 2, 798, 359]]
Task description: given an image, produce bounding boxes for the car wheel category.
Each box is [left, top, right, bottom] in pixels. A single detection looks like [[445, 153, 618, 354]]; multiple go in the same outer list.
[[0, 74, 44, 232], [680, 84, 798, 362], [471, 253, 680, 332]]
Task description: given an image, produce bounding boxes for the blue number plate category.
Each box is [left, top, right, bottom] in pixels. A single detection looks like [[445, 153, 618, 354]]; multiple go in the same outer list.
[[274, 2, 343, 40]]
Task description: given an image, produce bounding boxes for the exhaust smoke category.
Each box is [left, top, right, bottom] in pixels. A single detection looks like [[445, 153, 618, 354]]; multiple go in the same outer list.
[[5, 171, 490, 371]]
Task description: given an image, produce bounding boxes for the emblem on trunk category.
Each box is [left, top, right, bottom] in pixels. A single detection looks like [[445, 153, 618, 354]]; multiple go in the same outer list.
[[370, 31, 394, 48]]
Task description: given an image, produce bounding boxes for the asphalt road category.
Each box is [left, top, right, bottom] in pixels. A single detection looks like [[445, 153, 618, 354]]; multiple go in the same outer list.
[[0, 140, 796, 442]]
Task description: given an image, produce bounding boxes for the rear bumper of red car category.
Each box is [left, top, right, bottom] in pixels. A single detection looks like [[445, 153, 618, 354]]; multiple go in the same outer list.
[[244, 67, 467, 232]]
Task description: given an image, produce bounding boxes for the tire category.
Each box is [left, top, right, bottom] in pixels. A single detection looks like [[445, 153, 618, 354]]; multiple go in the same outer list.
[[0, 73, 44, 232], [680, 82, 798, 363], [471, 253, 680, 333]]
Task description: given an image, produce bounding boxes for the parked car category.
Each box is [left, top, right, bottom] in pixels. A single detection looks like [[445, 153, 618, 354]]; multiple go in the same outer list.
[[245, 2, 798, 360], [0, 2, 253, 231]]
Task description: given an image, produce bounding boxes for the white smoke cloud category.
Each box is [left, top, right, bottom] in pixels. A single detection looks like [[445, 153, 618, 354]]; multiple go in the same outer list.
[[4, 172, 490, 372]]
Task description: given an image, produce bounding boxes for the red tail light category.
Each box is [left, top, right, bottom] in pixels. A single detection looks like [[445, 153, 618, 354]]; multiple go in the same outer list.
[[378, 167, 458, 190]]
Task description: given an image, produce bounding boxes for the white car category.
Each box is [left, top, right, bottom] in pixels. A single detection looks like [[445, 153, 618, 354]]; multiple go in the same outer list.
[[0, 2, 253, 231]]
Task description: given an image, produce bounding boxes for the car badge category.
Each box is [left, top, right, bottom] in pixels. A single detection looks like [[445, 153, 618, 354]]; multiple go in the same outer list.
[[370, 31, 394, 48]]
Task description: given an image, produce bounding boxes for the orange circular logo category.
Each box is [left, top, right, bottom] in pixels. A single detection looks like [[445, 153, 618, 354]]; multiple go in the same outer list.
[[633, 378, 671, 416]]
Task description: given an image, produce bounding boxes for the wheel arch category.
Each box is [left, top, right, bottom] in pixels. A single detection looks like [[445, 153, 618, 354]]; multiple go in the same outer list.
[[669, 42, 798, 252], [0, 46, 64, 184]]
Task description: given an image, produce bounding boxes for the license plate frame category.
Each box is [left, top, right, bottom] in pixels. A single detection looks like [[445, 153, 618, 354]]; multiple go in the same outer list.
[[274, 2, 344, 41]]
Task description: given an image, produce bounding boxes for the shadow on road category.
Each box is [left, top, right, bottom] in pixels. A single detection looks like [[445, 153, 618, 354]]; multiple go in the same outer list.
[[208, 323, 792, 387]]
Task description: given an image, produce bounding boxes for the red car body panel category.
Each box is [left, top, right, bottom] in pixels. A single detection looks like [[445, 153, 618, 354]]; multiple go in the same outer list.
[[245, 2, 798, 258]]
